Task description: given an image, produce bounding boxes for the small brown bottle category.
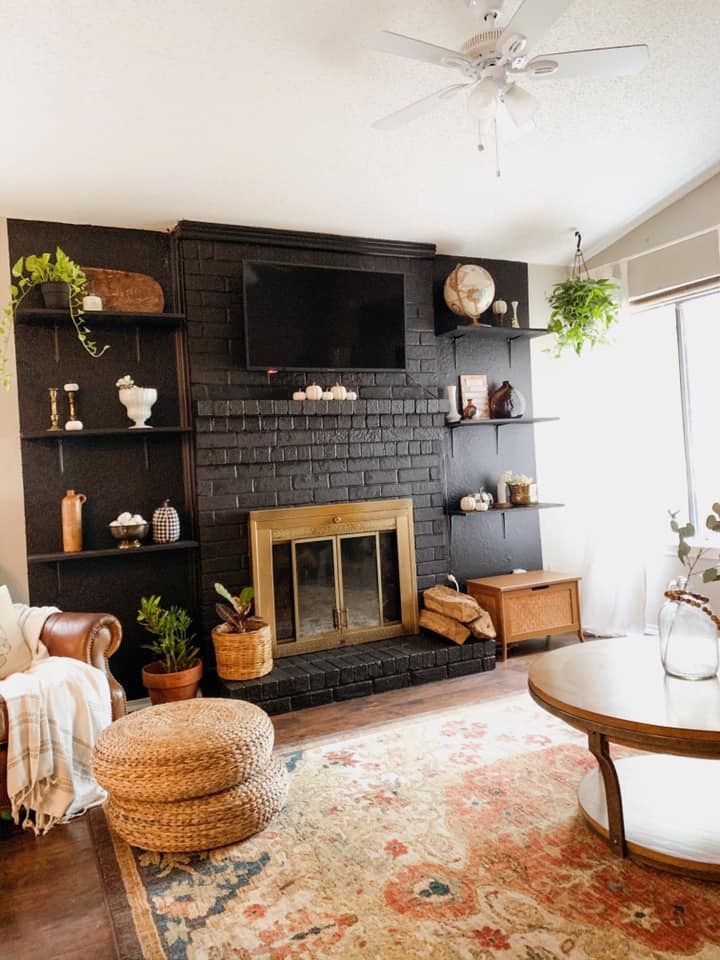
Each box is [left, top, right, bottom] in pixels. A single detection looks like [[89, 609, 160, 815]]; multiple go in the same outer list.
[[61, 489, 87, 553]]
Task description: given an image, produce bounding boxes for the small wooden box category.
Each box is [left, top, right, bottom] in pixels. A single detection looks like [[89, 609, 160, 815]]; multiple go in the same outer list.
[[466, 571, 583, 662]]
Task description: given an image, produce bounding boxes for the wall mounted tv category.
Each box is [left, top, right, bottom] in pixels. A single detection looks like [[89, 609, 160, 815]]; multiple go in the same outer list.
[[243, 260, 406, 370]]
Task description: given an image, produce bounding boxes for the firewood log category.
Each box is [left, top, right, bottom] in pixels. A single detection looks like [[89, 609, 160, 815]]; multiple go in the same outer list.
[[423, 585, 482, 623], [419, 609, 471, 646], [468, 610, 496, 639]]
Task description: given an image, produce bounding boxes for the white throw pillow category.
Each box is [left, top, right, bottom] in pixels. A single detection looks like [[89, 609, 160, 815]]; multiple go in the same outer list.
[[0, 584, 32, 679]]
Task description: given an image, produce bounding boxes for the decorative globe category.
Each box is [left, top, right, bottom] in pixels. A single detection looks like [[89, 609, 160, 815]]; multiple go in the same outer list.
[[443, 264, 495, 324]]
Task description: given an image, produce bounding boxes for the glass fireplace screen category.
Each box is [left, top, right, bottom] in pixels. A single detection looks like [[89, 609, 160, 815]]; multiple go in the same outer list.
[[271, 531, 402, 650]]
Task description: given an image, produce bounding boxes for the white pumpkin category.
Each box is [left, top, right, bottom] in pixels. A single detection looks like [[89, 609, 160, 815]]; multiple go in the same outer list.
[[321, 390, 334, 400], [305, 383, 323, 401], [460, 495, 477, 512], [331, 383, 347, 401], [292, 390, 306, 401], [346, 390, 357, 401]]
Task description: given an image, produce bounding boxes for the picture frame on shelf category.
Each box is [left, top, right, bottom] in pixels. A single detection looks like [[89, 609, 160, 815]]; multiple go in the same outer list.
[[459, 374, 489, 420]]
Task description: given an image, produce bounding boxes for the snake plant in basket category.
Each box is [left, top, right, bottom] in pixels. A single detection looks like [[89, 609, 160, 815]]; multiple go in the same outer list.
[[212, 582, 273, 681]]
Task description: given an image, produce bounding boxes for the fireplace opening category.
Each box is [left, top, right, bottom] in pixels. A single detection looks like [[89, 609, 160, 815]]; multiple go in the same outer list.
[[250, 499, 419, 656]]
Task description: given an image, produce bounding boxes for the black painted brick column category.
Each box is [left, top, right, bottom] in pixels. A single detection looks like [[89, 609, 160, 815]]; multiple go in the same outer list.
[[177, 232, 451, 636]]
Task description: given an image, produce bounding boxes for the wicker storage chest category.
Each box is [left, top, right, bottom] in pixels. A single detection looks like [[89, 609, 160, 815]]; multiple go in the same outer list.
[[466, 570, 584, 661]]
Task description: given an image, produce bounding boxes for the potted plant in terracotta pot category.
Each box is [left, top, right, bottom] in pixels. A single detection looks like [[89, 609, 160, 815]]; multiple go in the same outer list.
[[212, 582, 272, 680], [138, 594, 202, 704], [1, 247, 109, 389]]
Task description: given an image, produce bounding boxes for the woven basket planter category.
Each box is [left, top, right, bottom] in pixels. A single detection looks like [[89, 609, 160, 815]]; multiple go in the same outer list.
[[92, 698, 274, 802], [212, 621, 273, 680], [106, 755, 289, 852]]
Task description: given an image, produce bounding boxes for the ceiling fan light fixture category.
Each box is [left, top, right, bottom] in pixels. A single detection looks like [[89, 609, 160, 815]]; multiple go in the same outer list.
[[503, 83, 539, 127], [467, 78, 500, 120]]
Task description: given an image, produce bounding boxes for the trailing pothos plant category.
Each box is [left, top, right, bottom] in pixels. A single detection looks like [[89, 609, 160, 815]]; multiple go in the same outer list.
[[546, 232, 620, 357], [0, 247, 109, 389]]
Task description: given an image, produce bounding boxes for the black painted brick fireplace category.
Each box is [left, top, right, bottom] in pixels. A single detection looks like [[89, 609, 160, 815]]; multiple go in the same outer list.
[[174, 223, 453, 640]]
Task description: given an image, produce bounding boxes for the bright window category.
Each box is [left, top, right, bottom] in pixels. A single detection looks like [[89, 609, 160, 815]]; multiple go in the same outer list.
[[677, 292, 720, 540], [639, 289, 720, 544]]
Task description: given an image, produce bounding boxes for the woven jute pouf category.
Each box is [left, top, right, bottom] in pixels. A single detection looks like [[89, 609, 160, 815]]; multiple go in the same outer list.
[[92, 698, 274, 802], [106, 754, 289, 852]]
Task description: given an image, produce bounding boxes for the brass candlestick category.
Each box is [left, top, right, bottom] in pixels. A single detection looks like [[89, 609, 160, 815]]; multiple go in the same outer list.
[[64, 382, 83, 431], [47, 387, 62, 431]]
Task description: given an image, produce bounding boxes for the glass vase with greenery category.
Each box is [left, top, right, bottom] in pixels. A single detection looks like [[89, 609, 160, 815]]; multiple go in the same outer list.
[[0, 247, 109, 389], [137, 595, 200, 673], [660, 505, 720, 680]]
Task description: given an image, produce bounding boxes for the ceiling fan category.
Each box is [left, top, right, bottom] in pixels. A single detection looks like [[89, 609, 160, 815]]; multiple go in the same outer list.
[[362, 0, 648, 161]]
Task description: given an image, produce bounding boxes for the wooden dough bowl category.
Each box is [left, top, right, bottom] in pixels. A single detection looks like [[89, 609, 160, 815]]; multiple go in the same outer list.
[[82, 267, 165, 313]]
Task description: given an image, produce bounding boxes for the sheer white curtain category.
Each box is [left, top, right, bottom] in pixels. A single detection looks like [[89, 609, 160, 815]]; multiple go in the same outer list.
[[532, 294, 686, 636]]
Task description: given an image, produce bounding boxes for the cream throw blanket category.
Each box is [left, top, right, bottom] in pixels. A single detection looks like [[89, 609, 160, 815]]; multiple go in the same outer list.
[[1, 605, 111, 833]]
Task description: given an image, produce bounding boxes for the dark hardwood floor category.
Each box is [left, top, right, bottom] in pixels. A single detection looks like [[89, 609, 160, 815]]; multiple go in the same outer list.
[[0, 635, 578, 960]]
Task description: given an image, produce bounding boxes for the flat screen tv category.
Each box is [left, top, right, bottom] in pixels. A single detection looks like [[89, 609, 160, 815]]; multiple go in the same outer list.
[[243, 260, 406, 370]]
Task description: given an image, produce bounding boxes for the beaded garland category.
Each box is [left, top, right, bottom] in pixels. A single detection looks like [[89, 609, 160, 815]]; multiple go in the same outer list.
[[664, 588, 720, 631]]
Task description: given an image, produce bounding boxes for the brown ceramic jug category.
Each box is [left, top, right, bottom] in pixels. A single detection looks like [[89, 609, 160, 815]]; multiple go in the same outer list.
[[61, 489, 87, 553]]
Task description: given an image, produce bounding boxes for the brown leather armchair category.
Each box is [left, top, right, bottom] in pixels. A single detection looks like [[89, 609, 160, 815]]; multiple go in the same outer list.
[[0, 612, 126, 811]]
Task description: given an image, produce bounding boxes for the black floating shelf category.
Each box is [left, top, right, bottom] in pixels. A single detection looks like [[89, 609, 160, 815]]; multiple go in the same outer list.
[[446, 417, 559, 429], [27, 540, 200, 564], [436, 324, 550, 341], [15, 309, 185, 328], [21, 426, 192, 440], [446, 503, 564, 517]]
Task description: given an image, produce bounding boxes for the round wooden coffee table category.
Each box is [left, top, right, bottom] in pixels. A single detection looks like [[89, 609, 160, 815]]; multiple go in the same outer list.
[[528, 636, 720, 881]]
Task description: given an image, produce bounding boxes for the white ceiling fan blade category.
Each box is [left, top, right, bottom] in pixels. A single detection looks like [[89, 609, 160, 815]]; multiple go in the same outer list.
[[372, 83, 469, 130], [362, 30, 471, 70], [526, 45, 649, 80], [501, 0, 573, 53]]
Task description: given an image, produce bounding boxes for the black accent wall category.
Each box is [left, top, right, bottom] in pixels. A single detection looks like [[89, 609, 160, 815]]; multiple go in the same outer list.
[[434, 254, 543, 582], [8, 219, 196, 699], [7, 217, 545, 695]]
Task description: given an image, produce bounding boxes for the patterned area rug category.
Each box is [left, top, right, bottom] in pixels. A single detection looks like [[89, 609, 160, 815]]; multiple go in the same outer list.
[[92, 693, 720, 960]]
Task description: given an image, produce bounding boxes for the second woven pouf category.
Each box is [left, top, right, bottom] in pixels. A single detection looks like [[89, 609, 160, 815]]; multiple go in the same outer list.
[[93, 698, 288, 852]]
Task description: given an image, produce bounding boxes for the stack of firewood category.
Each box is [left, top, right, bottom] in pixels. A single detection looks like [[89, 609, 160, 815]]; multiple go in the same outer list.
[[419, 585, 497, 646]]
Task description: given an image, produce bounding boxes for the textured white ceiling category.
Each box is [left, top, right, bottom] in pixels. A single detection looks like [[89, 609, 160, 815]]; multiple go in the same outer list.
[[0, 0, 719, 263]]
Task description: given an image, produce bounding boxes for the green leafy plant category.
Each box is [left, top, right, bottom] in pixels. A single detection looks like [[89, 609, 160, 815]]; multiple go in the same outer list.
[[214, 581, 264, 632], [669, 503, 720, 584], [137, 594, 200, 673], [546, 231, 620, 358], [547, 276, 620, 357], [0, 247, 109, 389]]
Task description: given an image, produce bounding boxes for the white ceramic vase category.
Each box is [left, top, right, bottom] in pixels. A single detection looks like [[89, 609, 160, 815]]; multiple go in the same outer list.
[[445, 385, 461, 423], [119, 386, 158, 428]]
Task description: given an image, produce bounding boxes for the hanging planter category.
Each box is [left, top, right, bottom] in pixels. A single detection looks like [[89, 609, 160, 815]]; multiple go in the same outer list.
[[546, 232, 620, 357]]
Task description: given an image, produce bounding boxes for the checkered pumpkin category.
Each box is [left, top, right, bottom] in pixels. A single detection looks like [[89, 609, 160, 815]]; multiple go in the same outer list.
[[152, 499, 180, 543]]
